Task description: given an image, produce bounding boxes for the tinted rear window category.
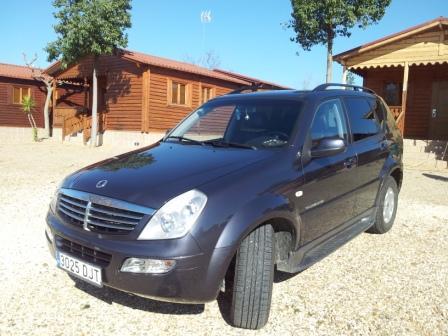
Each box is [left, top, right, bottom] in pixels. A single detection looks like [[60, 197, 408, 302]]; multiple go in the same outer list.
[[344, 97, 381, 141]]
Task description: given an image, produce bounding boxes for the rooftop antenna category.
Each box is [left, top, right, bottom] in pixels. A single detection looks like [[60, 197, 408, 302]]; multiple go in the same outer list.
[[200, 10, 212, 51]]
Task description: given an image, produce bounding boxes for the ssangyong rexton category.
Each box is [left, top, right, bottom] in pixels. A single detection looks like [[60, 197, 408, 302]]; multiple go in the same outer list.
[[46, 84, 403, 329]]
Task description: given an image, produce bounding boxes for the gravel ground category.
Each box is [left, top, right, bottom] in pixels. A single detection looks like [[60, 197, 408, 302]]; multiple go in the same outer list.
[[0, 140, 447, 336]]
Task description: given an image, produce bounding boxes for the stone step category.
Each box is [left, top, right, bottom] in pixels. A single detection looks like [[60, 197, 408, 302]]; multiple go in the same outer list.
[[63, 132, 86, 145]]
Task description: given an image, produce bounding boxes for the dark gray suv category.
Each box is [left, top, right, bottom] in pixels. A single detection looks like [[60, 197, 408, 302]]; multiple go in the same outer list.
[[46, 83, 403, 329]]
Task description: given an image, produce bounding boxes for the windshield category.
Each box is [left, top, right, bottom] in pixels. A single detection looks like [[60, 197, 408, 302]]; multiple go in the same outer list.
[[166, 98, 303, 149]]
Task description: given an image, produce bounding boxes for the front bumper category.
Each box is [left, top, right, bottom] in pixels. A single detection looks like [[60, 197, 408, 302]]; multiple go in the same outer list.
[[46, 210, 235, 304]]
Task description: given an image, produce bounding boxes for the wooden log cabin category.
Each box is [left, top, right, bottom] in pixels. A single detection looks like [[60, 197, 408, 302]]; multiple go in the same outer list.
[[334, 17, 448, 140], [44, 49, 286, 144], [0, 63, 46, 128]]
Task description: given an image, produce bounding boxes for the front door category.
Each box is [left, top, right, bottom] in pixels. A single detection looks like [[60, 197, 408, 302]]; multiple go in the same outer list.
[[299, 98, 358, 244], [430, 82, 448, 140]]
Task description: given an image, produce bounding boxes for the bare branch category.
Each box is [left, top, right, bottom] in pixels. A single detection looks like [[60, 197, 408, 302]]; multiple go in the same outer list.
[[22, 52, 55, 87], [22, 52, 38, 68]]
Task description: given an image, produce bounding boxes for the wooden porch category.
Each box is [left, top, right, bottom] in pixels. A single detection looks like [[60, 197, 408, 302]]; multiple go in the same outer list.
[[334, 17, 448, 140], [55, 107, 107, 144], [51, 72, 109, 144]]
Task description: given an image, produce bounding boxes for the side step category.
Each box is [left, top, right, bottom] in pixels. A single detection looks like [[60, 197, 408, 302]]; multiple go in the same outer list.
[[277, 209, 375, 274]]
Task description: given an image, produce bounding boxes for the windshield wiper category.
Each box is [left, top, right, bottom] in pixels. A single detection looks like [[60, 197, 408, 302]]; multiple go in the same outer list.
[[203, 140, 256, 150], [164, 136, 203, 145]]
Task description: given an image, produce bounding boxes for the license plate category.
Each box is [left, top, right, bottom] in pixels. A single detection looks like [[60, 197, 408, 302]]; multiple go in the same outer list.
[[57, 251, 103, 287]]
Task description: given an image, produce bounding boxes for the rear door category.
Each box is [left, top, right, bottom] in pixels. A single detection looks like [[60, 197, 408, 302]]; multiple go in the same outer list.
[[299, 98, 358, 244], [343, 96, 388, 216]]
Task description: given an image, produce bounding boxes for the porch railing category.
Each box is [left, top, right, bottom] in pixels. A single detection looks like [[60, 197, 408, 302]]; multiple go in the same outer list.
[[61, 108, 106, 144], [81, 114, 106, 144], [389, 106, 405, 135], [389, 106, 402, 119]]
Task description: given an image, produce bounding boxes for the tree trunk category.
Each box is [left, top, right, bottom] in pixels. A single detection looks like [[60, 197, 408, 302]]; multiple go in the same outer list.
[[43, 84, 53, 138], [91, 59, 98, 147], [326, 35, 334, 83]]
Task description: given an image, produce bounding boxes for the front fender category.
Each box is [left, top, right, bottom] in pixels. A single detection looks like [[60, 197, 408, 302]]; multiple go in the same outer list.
[[214, 193, 299, 249]]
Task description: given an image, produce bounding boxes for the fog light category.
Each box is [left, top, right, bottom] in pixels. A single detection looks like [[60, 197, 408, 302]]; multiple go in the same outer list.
[[121, 258, 176, 274]]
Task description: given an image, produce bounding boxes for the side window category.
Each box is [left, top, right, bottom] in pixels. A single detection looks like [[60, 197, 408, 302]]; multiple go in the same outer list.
[[368, 98, 386, 122], [375, 98, 397, 132], [310, 99, 348, 149], [168, 80, 190, 106], [12, 86, 31, 105], [345, 97, 381, 141]]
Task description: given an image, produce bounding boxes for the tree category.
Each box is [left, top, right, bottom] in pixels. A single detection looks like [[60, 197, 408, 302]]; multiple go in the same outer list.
[[21, 95, 38, 141], [287, 0, 391, 83], [23, 53, 56, 139], [46, 0, 132, 147], [183, 50, 221, 69], [346, 70, 356, 85]]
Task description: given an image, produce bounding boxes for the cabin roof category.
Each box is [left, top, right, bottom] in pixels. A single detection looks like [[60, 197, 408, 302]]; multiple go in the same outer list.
[[334, 17, 448, 62], [0, 63, 41, 81], [212, 69, 290, 89], [44, 49, 286, 89]]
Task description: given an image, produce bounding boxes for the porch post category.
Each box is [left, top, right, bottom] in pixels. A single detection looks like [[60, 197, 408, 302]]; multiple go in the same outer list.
[[400, 61, 409, 136], [52, 80, 61, 141], [341, 65, 348, 84], [141, 67, 151, 133]]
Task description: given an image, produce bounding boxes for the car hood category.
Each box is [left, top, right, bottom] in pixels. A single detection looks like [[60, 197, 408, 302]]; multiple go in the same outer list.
[[63, 142, 276, 209]]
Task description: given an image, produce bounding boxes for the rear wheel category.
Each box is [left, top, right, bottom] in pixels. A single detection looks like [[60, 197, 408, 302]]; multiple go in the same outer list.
[[367, 176, 398, 234], [229, 224, 275, 329]]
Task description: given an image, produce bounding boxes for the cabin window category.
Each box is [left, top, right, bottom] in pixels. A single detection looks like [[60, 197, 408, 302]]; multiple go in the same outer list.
[[201, 86, 214, 104], [12, 87, 31, 104], [383, 82, 401, 106], [169, 80, 190, 106]]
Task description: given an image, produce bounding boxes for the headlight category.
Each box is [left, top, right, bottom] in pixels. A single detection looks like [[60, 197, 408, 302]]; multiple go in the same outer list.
[[138, 189, 207, 240], [49, 182, 62, 212]]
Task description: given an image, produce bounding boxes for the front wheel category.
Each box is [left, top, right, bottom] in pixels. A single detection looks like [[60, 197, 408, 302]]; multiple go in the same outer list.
[[367, 176, 399, 234], [229, 224, 275, 329]]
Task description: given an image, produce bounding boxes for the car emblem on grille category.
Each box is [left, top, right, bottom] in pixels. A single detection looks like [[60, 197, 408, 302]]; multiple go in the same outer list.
[[96, 180, 108, 188]]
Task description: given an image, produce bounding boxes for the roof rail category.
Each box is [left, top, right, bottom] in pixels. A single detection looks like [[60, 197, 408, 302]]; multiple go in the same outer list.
[[227, 83, 287, 95], [313, 83, 376, 95]]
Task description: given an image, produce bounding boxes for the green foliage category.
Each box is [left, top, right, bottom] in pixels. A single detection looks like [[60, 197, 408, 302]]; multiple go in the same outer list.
[[21, 95, 35, 114], [288, 0, 391, 51], [46, 0, 132, 66], [21, 95, 38, 141], [32, 127, 38, 142], [100, 153, 155, 171], [346, 71, 356, 85]]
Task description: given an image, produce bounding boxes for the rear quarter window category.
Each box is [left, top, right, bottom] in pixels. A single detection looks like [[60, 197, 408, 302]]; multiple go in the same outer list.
[[344, 97, 381, 141]]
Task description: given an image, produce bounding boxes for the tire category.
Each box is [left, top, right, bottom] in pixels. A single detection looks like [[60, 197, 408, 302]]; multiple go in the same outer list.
[[229, 224, 275, 329], [367, 176, 399, 234]]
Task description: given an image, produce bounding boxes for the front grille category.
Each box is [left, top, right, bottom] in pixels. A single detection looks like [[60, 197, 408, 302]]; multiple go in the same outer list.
[[56, 236, 111, 267], [57, 188, 155, 234]]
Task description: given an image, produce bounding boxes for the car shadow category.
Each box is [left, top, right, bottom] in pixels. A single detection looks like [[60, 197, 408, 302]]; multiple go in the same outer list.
[[422, 173, 448, 182], [274, 270, 300, 283], [70, 276, 205, 315]]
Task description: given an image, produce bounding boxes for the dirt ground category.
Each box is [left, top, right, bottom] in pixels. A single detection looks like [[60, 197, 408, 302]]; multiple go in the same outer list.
[[0, 140, 447, 336]]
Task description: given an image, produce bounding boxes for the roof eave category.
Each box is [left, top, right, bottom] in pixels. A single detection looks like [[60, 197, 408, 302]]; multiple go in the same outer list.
[[334, 17, 448, 63]]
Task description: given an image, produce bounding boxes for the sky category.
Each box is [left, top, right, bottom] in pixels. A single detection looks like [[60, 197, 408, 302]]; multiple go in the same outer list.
[[0, 0, 447, 89]]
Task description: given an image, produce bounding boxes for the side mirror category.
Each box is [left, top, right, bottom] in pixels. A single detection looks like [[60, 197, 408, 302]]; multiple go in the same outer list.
[[311, 138, 346, 158]]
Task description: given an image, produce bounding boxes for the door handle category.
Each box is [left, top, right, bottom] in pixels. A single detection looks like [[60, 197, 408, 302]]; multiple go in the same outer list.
[[344, 157, 357, 169], [432, 108, 437, 118], [380, 140, 388, 150]]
